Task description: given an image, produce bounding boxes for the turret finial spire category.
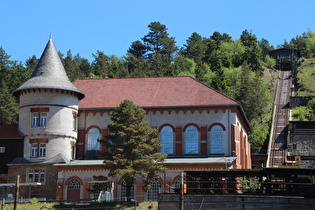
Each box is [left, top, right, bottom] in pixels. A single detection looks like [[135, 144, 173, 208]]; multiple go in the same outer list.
[[49, 32, 52, 40]]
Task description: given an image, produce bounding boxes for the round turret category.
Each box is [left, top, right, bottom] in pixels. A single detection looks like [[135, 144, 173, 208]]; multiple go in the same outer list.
[[13, 38, 85, 161]]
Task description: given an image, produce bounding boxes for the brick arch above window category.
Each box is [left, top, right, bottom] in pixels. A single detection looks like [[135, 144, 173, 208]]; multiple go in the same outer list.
[[208, 123, 226, 131], [158, 123, 175, 132], [117, 177, 137, 185], [85, 125, 101, 134], [65, 176, 83, 186], [183, 123, 200, 132]]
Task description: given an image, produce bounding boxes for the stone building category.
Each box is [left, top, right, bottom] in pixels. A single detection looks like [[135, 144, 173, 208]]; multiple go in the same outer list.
[[3, 38, 251, 201]]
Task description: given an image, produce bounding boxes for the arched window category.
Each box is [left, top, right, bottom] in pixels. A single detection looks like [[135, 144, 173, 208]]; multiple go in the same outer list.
[[87, 128, 100, 151], [184, 125, 199, 154], [209, 125, 224, 154], [67, 179, 81, 189], [121, 180, 134, 201], [147, 178, 161, 201], [160, 126, 174, 155]]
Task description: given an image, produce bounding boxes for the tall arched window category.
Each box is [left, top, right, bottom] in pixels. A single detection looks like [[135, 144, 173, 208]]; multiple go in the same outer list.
[[87, 128, 100, 151], [147, 178, 161, 201], [209, 125, 224, 154], [160, 126, 174, 155], [184, 125, 199, 155], [121, 180, 134, 201]]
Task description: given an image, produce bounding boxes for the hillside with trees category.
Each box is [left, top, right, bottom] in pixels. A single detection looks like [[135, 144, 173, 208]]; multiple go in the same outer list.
[[1, 22, 315, 153]]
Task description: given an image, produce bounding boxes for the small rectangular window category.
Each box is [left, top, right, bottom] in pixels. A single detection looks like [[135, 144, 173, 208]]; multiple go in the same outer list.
[[28, 170, 34, 182], [0, 147, 5, 153], [39, 144, 46, 157], [34, 170, 39, 182], [40, 113, 47, 127], [28, 169, 45, 183], [31, 108, 49, 128], [31, 113, 39, 127], [31, 144, 38, 158], [40, 170, 45, 183], [73, 115, 77, 131]]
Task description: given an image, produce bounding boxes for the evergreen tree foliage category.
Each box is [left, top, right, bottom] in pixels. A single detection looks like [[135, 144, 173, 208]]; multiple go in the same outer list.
[[141, 21, 178, 76], [235, 62, 271, 123], [181, 32, 207, 64], [91, 51, 110, 78], [0, 87, 18, 124], [123, 53, 148, 77], [0, 47, 24, 124], [211, 61, 230, 95], [128, 40, 147, 58], [240, 30, 263, 73], [100, 99, 167, 199], [259, 38, 274, 60]]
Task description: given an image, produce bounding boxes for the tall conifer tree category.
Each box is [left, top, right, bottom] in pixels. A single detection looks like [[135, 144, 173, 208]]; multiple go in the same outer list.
[[101, 99, 167, 201]]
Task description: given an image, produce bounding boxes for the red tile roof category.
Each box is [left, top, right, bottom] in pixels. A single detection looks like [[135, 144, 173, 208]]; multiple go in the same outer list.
[[73, 76, 240, 109], [0, 124, 23, 139]]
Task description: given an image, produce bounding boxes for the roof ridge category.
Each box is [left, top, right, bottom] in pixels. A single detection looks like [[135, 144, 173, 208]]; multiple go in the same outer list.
[[188, 76, 241, 105], [74, 76, 192, 81]]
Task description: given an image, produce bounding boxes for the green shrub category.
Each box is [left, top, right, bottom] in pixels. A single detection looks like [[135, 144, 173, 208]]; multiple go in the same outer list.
[[240, 176, 261, 193], [292, 106, 310, 121], [29, 197, 38, 205]]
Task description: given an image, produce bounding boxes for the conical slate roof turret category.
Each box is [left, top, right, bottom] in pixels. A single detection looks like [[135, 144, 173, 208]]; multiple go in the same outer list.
[[13, 38, 85, 100]]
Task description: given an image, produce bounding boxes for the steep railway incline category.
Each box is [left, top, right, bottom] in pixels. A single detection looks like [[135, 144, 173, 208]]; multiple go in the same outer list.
[[267, 70, 292, 167]]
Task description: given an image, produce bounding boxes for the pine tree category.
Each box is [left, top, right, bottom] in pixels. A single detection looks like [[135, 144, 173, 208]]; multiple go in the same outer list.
[[100, 99, 167, 201]]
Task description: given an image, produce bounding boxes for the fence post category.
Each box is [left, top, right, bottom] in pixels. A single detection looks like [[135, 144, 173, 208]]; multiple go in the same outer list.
[[14, 175, 20, 210]]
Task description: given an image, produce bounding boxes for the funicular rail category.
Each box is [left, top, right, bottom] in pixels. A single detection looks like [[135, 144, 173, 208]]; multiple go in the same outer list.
[[267, 70, 291, 167]]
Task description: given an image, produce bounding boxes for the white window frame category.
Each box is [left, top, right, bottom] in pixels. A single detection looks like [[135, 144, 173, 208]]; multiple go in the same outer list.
[[31, 113, 39, 127], [31, 112, 48, 127], [39, 144, 46, 157], [40, 113, 47, 127], [31, 144, 38, 158], [28, 169, 45, 183]]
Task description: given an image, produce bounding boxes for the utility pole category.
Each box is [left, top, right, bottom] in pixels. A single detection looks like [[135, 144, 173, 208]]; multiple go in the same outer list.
[[180, 172, 184, 210], [0, 180, 41, 210], [14, 175, 20, 210]]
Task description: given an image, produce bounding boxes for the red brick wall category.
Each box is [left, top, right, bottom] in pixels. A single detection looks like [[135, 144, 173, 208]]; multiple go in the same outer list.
[[175, 126, 182, 156], [77, 128, 85, 159], [200, 126, 208, 156]]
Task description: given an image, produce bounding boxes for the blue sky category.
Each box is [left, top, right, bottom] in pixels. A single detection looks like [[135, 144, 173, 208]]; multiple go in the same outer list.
[[1, 0, 315, 63]]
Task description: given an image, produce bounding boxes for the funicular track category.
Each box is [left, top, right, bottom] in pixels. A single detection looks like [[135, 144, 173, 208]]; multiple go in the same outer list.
[[267, 70, 292, 167]]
